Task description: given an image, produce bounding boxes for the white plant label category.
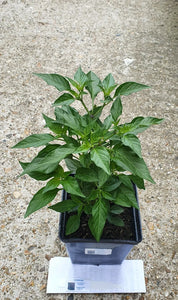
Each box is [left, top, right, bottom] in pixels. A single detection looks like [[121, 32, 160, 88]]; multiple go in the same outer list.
[[85, 248, 112, 255]]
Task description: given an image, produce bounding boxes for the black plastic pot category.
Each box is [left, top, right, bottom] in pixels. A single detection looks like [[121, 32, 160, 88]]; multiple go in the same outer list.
[[59, 185, 142, 265]]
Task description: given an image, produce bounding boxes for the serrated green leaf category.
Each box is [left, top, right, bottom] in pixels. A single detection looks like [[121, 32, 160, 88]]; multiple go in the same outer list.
[[121, 134, 142, 157], [88, 198, 109, 241], [113, 145, 155, 183], [33, 73, 71, 91], [49, 199, 78, 212], [61, 176, 85, 197], [86, 71, 101, 100], [24, 187, 58, 217], [76, 167, 98, 182], [12, 134, 55, 148], [114, 82, 150, 97], [91, 146, 110, 175], [42, 178, 61, 193], [66, 214, 80, 235], [53, 93, 75, 106], [110, 96, 122, 121], [107, 214, 124, 226]]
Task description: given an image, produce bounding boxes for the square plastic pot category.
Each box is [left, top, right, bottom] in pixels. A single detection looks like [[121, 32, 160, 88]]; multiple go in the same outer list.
[[59, 185, 142, 265]]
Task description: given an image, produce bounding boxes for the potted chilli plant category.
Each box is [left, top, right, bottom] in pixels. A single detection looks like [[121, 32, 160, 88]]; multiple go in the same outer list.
[[13, 67, 163, 265]]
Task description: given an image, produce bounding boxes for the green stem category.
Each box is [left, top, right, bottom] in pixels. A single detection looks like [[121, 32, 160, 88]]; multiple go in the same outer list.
[[92, 98, 94, 113], [80, 98, 90, 113]]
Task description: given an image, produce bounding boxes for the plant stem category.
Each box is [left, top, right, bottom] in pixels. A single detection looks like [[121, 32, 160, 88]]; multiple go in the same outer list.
[[80, 98, 90, 113]]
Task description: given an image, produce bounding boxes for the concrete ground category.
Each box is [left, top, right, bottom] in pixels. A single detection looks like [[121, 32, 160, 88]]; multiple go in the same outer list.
[[0, 0, 177, 299]]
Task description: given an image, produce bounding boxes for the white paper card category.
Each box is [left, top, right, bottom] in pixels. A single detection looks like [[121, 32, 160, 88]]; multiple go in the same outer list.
[[47, 257, 146, 294]]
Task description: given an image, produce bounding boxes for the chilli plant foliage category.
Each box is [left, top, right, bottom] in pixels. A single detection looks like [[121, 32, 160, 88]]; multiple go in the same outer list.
[[13, 67, 163, 242]]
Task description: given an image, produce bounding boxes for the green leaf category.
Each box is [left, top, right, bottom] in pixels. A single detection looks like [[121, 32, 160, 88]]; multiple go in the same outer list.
[[74, 66, 88, 88], [110, 96, 122, 121], [86, 71, 101, 100], [42, 114, 63, 134], [129, 175, 145, 189], [53, 93, 75, 106], [91, 146, 110, 175], [103, 175, 121, 192], [75, 143, 91, 154], [88, 105, 103, 120], [88, 198, 109, 241], [61, 176, 85, 197], [119, 174, 133, 190], [19, 161, 54, 181], [87, 190, 98, 201], [12, 134, 55, 148], [114, 184, 138, 209], [76, 167, 98, 182], [102, 73, 116, 91], [63, 136, 80, 147], [121, 134, 142, 157], [98, 169, 109, 187], [33, 73, 71, 91], [21, 144, 76, 175], [42, 178, 61, 193], [19, 156, 63, 181], [79, 153, 91, 168], [66, 77, 81, 90], [84, 204, 92, 214], [110, 205, 124, 214], [107, 214, 124, 226], [114, 82, 150, 97], [118, 117, 164, 135], [65, 158, 82, 173], [102, 191, 115, 201], [103, 115, 113, 130], [100, 96, 113, 104], [24, 187, 58, 217], [113, 145, 155, 183], [66, 214, 80, 235], [49, 199, 78, 212], [55, 106, 83, 134], [79, 181, 95, 197]]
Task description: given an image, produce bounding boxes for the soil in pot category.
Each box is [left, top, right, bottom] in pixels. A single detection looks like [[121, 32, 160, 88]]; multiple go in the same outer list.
[[62, 207, 136, 241]]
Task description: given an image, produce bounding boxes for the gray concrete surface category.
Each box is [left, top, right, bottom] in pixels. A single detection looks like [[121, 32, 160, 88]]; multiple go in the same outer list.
[[0, 0, 177, 299]]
